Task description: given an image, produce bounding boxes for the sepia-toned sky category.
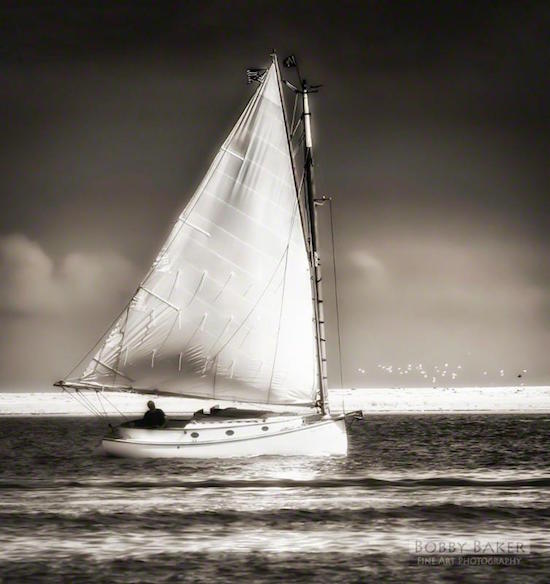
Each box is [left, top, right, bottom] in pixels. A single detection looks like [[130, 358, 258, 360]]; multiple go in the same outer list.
[[0, 1, 548, 389]]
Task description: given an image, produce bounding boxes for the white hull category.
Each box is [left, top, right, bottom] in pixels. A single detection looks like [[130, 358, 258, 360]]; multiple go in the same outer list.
[[102, 414, 347, 458]]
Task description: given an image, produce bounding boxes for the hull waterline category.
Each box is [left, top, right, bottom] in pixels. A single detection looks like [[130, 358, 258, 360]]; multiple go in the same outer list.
[[102, 415, 348, 458]]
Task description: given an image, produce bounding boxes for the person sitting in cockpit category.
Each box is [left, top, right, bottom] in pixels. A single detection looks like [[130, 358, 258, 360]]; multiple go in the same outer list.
[[140, 400, 166, 428]]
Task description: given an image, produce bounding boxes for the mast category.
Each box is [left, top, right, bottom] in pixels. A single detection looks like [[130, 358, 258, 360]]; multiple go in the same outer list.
[[276, 54, 329, 415], [302, 83, 330, 415]]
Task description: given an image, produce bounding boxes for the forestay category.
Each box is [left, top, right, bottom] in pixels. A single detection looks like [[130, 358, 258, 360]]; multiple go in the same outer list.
[[66, 63, 318, 406]]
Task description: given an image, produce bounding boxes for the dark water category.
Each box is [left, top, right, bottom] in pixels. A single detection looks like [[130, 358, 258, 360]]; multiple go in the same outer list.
[[1, 415, 550, 583]]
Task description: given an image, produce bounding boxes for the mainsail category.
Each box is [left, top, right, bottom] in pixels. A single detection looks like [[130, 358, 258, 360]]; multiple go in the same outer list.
[[64, 61, 318, 406]]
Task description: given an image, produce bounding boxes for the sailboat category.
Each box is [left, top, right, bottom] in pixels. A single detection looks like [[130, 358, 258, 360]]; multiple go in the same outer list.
[[55, 53, 351, 458]]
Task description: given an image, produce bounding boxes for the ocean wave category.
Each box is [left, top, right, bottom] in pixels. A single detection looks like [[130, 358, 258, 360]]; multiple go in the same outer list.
[[0, 503, 547, 532], [2, 476, 550, 490]]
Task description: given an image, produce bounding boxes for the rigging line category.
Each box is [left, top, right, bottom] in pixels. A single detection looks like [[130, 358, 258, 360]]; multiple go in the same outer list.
[[85, 390, 107, 418], [290, 115, 304, 143], [290, 92, 299, 135], [76, 389, 103, 417], [73, 393, 97, 417], [79, 390, 104, 417], [209, 235, 293, 362], [100, 392, 130, 421], [91, 358, 133, 382], [292, 133, 305, 160], [266, 201, 300, 403], [291, 117, 303, 140], [65, 387, 96, 416], [328, 198, 344, 389], [62, 387, 96, 416], [95, 390, 109, 417], [297, 169, 306, 195], [83, 389, 101, 417]]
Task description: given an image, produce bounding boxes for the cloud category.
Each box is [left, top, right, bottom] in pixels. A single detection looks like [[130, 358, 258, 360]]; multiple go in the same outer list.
[[348, 250, 387, 291], [0, 234, 138, 316], [345, 236, 548, 322], [350, 250, 385, 274], [392, 238, 547, 319]]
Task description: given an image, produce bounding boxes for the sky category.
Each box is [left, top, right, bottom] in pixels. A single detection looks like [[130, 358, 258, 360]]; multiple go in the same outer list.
[[0, 1, 548, 390]]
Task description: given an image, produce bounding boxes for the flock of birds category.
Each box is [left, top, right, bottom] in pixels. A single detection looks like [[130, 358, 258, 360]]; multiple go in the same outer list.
[[356, 363, 529, 385]]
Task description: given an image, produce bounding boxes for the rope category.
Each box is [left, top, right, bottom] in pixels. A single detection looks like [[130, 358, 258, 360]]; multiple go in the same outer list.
[[266, 201, 300, 402], [95, 390, 109, 417], [290, 92, 299, 134], [209, 237, 292, 362], [63, 387, 103, 417], [100, 391, 131, 421], [76, 389, 104, 417], [70, 390, 95, 415], [328, 198, 344, 389], [62, 387, 95, 416], [64, 385, 130, 423]]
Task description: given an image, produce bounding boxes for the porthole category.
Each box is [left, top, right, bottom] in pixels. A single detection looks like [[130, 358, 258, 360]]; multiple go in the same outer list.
[[225, 430, 234, 436], [262, 426, 269, 431], [191, 432, 199, 438]]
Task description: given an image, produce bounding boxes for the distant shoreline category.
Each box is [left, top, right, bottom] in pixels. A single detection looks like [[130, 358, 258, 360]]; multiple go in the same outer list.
[[2, 387, 549, 416]]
